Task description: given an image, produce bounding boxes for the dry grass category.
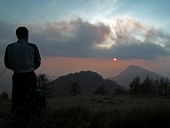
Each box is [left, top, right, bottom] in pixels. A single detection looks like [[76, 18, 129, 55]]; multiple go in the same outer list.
[[1, 95, 170, 128], [48, 94, 170, 111]]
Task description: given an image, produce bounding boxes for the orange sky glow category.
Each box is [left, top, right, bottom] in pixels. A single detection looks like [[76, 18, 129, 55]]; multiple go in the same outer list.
[[36, 57, 170, 79]]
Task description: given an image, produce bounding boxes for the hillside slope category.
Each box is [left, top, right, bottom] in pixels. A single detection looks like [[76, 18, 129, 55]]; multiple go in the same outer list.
[[108, 65, 164, 88], [53, 70, 119, 96]]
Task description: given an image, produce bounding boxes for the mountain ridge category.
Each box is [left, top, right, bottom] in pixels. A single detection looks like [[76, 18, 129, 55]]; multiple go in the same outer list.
[[0, 62, 165, 95], [53, 70, 120, 96], [108, 65, 164, 88]]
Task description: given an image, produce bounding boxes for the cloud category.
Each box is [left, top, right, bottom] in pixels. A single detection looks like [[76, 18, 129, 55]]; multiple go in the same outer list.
[[0, 16, 170, 60], [109, 16, 170, 45], [30, 18, 111, 57], [111, 43, 168, 59], [0, 20, 17, 55]]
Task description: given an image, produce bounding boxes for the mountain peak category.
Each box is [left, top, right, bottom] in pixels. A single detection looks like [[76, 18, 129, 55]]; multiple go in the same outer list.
[[108, 65, 164, 88], [127, 65, 142, 69]]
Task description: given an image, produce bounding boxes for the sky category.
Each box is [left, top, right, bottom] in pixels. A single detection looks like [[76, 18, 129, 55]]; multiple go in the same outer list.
[[0, 0, 170, 78]]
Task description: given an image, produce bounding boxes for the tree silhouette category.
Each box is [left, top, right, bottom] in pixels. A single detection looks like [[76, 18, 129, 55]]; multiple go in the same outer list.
[[114, 86, 126, 95], [69, 82, 81, 96], [159, 77, 170, 95], [94, 84, 108, 94], [128, 75, 170, 97], [152, 78, 159, 96], [37, 73, 55, 98], [141, 75, 152, 94], [129, 76, 141, 94]]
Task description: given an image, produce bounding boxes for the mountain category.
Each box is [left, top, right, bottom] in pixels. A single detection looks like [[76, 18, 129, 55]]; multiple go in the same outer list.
[[53, 70, 119, 96], [108, 65, 164, 89]]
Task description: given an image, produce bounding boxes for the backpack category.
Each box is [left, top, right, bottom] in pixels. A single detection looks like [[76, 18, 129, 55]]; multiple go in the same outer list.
[[34, 89, 48, 115], [29, 89, 49, 122]]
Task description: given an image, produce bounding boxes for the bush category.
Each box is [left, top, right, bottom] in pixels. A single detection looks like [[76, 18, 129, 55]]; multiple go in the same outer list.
[[0, 91, 9, 100], [114, 87, 126, 95], [94, 84, 108, 94]]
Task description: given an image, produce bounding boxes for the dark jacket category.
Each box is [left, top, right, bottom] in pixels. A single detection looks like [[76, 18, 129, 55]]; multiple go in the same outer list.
[[4, 39, 41, 73]]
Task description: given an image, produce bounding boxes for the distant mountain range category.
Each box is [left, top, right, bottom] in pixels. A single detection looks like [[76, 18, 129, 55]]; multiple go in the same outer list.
[[0, 61, 165, 96], [108, 65, 164, 89], [53, 71, 120, 96]]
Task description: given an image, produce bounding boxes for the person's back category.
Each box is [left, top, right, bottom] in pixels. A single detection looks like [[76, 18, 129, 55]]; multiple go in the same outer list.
[[5, 27, 41, 73], [6, 40, 34, 72], [4, 27, 41, 127]]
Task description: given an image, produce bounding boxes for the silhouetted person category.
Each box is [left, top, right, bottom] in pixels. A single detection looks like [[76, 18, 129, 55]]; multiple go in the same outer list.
[[4, 27, 41, 127]]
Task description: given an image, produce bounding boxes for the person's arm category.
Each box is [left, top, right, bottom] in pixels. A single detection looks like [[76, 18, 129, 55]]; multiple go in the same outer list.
[[33, 44, 41, 69], [4, 46, 11, 69], [28, 43, 41, 70]]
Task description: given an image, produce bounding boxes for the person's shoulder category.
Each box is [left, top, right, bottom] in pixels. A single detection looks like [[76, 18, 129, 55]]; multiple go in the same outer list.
[[27, 42, 38, 48], [28, 42, 36, 46], [6, 42, 17, 48]]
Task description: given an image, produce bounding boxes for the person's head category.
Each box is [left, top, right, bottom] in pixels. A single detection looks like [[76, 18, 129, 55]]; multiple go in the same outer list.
[[16, 27, 29, 41]]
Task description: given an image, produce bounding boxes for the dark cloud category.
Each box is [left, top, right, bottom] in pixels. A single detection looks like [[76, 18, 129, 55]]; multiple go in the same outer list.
[[0, 17, 169, 60], [110, 43, 168, 60], [30, 18, 111, 57], [0, 20, 17, 55]]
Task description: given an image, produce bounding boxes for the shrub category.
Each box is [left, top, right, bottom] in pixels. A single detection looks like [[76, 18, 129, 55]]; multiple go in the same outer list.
[[0, 91, 9, 100], [94, 84, 108, 94]]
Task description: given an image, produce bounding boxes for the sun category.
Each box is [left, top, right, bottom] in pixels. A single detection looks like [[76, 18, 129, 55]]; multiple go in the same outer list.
[[113, 58, 117, 62]]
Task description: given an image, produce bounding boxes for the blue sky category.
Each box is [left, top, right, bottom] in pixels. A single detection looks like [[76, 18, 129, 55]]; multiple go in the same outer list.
[[0, 0, 170, 77], [1, 0, 170, 27]]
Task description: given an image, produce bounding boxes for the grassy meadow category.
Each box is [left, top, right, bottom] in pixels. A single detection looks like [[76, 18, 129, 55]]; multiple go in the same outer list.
[[1, 95, 170, 128]]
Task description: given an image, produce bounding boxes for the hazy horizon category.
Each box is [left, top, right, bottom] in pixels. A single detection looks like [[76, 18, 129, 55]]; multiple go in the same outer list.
[[0, 59, 168, 95]]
